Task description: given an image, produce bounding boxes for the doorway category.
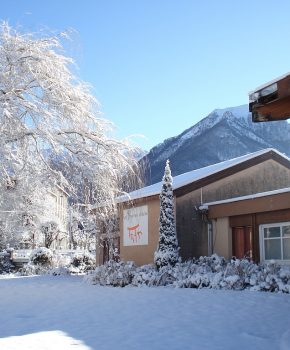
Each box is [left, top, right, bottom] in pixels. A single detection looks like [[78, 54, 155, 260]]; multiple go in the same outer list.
[[232, 226, 253, 259]]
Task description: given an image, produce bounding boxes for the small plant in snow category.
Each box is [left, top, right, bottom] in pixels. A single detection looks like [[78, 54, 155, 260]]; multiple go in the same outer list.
[[154, 160, 179, 269]]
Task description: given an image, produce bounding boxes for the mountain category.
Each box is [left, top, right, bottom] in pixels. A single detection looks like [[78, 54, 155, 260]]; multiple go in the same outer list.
[[141, 104, 290, 185], [131, 147, 148, 161]]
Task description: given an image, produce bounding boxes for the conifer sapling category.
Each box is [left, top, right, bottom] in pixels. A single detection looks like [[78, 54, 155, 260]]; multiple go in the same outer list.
[[154, 160, 179, 269]]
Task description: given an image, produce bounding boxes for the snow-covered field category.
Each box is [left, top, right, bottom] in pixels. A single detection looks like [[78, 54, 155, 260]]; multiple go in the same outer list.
[[0, 275, 289, 350]]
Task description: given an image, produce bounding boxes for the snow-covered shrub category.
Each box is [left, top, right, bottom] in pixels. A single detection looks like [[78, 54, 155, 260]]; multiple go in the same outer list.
[[19, 249, 96, 276], [18, 263, 48, 276], [87, 260, 137, 287], [195, 254, 227, 273], [132, 264, 176, 286], [30, 247, 53, 267], [52, 253, 72, 268], [70, 251, 95, 273], [246, 261, 290, 293], [19, 247, 54, 275], [131, 264, 158, 286], [88, 254, 290, 293], [154, 160, 179, 269], [0, 252, 14, 274]]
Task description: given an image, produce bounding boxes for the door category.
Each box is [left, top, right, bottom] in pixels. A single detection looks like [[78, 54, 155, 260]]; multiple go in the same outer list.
[[232, 226, 253, 259]]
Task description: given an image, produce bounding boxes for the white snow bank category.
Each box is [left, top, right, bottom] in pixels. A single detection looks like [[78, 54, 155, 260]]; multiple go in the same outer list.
[[0, 331, 91, 350]]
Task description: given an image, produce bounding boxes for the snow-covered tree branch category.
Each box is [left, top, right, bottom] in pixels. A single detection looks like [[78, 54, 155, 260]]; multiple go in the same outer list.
[[0, 23, 142, 249], [1, 24, 141, 196]]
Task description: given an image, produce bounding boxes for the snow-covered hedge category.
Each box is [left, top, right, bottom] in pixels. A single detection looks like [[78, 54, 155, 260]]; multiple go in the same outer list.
[[0, 251, 15, 274], [69, 251, 96, 273], [87, 260, 137, 287], [30, 247, 54, 267], [19, 249, 96, 276], [87, 255, 290, 293], [19, 247, 54, 275]]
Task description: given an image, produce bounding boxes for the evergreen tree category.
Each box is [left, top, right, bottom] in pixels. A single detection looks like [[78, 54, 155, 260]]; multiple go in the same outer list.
[[154, 160, 179, 269]]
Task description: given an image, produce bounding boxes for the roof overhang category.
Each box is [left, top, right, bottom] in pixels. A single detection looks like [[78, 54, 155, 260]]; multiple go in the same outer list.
[[249, 73, 290, 122], [201, 188, 290, 219]]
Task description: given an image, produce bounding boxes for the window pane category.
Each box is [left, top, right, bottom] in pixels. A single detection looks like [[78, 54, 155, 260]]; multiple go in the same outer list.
[[264, 239, 281, 260], [282, 226, 290, 238], [283, 238, 290, 260], [264, 227, 280, 238]]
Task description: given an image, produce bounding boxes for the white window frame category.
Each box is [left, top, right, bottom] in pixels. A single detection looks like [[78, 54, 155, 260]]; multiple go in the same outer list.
[[259, 222, 290, 263]]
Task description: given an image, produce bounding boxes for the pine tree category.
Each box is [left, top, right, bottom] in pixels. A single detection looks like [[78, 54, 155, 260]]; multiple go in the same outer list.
[[154, 160, 179, 269]]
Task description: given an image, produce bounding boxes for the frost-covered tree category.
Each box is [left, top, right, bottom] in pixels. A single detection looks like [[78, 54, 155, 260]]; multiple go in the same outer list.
[[154, 160, 179, 269], [70, 207, 97, 250], [0, 23, 141, 248], [0, 23, 138, 202], [40, 221, 60, 248], [0, 170, 55, 248]]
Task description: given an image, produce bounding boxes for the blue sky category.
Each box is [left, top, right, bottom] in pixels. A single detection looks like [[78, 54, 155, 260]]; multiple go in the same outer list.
[[2, 1, 290, 150]]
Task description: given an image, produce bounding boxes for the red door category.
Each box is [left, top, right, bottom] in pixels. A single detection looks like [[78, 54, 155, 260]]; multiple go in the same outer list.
[[232, 226, 253, 259]]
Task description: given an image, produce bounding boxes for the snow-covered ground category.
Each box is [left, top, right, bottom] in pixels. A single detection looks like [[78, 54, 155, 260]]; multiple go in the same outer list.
[[0, 275, 289, 350]]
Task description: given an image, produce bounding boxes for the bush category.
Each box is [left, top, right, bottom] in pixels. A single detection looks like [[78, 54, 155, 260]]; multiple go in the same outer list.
[[70, 251, 95, 273], [19, 249, 95, 276], [87, 260, 137, 287], [88, 254, 290, 293], [30, 247, 53, 267], [19, 263, 47, 276], [0, 252, 15, 274]]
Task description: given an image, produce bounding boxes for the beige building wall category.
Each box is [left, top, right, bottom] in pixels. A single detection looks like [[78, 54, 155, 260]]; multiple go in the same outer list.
[[178, 159, 290, 206], [119, 197, 160, 266], [201, 159, 290, 203], [212, 217, 232, 259]]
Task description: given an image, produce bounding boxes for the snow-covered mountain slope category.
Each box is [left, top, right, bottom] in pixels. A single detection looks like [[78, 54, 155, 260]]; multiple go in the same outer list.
[[141, 104, 290, 185]]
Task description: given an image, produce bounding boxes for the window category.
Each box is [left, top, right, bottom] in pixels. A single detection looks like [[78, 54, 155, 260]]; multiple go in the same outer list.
[[260, 222, 290, 262]]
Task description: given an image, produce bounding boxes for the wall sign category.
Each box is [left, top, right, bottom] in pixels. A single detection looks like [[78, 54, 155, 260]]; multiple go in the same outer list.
[[123, 205, 148, 246]]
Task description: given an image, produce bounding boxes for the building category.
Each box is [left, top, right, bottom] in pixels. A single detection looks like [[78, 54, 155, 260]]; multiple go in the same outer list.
[[200, 188, 290, 262], [249, 72, 290, 122], [118, 148, 290, 265]]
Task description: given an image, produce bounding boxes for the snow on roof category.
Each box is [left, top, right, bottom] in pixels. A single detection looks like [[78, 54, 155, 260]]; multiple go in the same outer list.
[[118, 148, 289, 203], [199, 187, 290, 210], [249, 72, 290, 95]]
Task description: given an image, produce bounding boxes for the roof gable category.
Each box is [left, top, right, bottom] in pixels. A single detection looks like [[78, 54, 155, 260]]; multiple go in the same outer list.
[[118, 148, 290, 202]]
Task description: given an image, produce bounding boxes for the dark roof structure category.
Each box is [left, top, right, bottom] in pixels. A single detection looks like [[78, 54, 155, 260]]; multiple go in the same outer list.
[[249, 72, 290, 122]]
